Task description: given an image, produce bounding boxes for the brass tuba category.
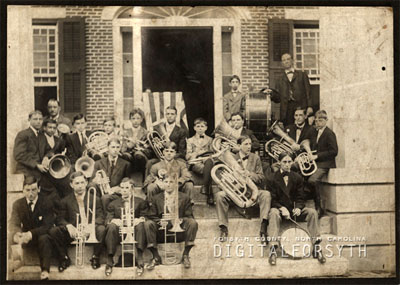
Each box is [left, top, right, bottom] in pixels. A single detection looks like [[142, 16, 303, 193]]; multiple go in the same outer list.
[[212, 120, 240, 152], [211, 149, 259, 208], [75, 151, 95, 178], [45, 154, 71, 179], [265, 120, 296, 161]]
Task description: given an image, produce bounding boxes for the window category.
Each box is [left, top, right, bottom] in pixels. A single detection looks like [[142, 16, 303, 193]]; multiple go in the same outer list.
[[293, 29, 320, 84], [222, 26, 233, 95]]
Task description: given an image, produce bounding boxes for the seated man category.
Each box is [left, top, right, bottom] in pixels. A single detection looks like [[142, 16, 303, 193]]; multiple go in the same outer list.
[[91, 138, 131, 209], [104, 178, 149, 276], [215, 136, 271, 241], [230, 113, 260, 153], [144, 173, 198, 269], [9, 176, 55, 280], [186, 117, 215, 205], [144, 141, 194, 204], [65, 114, 92, 165], [49, 171, 106, 272], [267, 152, 326, 266]]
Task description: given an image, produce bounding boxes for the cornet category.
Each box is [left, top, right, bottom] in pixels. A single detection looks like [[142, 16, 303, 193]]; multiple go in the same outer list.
[[94, 170, 111, 195]]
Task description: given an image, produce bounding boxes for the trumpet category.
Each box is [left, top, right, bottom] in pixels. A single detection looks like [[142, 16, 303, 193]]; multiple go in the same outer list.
[[159, 175, 184, 265], [211, 149, 259, 208], [75, 187, 99, 267], [94, 170, 111, 195]]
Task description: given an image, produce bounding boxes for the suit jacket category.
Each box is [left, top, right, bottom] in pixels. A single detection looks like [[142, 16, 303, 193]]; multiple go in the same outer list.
[[121, 126, 152, 157], [306, 126, 338, 169], [240, 128, 260, 152], [286, 122, 313, 144], [234, 152, 264, 187], [57, 191, 104, 227], [13, 128, 42, 177], [273, 70, 311, 122], [223, 91, 246, 121], [185, 134, 213, 161], [38, 132, 65, 158], [154, 123, 187, 159], [268, 171, 305, 213], [147, 191, 194, 223], [144, 159, 193, 188], [65, 130, 92, 164], [92, 156, 131, 187], [106, 196, 149, 224], [9, 195, 55, 241]]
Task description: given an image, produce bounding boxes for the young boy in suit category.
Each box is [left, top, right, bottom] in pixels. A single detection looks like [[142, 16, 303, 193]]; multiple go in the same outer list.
[[186, 118, 215, 205], [223, 75, 246, 122]]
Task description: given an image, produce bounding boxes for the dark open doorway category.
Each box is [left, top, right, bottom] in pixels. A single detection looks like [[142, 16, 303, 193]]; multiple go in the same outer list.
[[142, 28, 214, 136]]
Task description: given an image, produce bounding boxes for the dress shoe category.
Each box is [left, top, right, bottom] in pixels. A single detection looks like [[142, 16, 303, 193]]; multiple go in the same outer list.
[[40, 270, 49, 280], [260, 232, 268, 246], [207, 194, 214, 206], [90, 256, 101, 269], [58, 256, 70, 272], [268, 253, 277, 266], [200, 186, 208, 195], [182, 255, 191, 269], [105, 265, 113, 276], [146, 257, 161, 270], [313, 249, 326, 264], [137, 264, 144, 276], [220, 229, 228, 241]]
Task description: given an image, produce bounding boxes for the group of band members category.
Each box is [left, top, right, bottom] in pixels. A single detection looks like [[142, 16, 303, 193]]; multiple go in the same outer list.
[[10, 52, 338, 279]]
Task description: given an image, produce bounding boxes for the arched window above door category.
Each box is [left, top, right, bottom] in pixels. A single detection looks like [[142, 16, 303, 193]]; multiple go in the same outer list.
[[117, 6, 239, 19]]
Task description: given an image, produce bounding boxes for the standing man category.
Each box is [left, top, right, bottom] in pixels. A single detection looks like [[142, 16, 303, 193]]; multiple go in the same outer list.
[[273, 53, 312, 127], [9, 176, 55, 280], [65, 114, 92, 165], [13, 110, 46, 180], [45, 99, 72, 135], [223, 75, 246, 122], [306, 110, 338, 216]]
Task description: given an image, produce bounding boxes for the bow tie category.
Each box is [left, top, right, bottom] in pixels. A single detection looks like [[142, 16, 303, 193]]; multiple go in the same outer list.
[[286, 71, 294, 74], [241, 155, 249, 161], [199, 135, 204, 139], [296, 125, 304, 130], [282, 171, 290, 177]]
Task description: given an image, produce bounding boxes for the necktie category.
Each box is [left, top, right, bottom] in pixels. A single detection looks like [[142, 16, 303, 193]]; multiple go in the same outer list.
[[28, 201, 34, 212], [110, 159, 116, 177]]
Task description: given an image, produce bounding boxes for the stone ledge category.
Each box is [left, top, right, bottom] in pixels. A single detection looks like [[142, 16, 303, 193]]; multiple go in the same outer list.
[[322, 168, 394, 185]]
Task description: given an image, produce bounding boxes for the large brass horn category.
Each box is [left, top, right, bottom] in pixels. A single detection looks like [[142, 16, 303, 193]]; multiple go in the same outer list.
[[48, 154, 71, 179], [147, 131, 167, 160], [211, 150, 258, 208], [296, 139, 318, 176], [212, 120, 240, 152], [75, 152, 95, 178], [265, 121, 296, 161]]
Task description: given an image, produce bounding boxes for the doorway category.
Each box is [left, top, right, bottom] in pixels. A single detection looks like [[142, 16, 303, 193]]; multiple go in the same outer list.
[[141, 28, 214, 136]]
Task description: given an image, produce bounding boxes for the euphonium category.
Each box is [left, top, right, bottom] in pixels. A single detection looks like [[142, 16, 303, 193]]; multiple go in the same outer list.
[[75, 150, 95, 178], [86, 131, 109, 158], [296, 139, 318, 176], [265, 120, 296, 161], [212, 120, 240, 152], [94, 170, 111, 195], [211, 149, 259, 208], [147, 131, 167, 160]]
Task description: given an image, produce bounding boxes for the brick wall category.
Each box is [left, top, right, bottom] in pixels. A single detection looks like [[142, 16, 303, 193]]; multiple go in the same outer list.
[[240, 6, 284, 93], [66, 6, 114, 130]]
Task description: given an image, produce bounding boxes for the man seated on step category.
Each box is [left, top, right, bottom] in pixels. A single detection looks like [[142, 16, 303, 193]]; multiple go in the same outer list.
[[144, 141, 194, 204], [267, 152, 326, 266], [49, 171, 106, 272], [9, 176, 55, 280], [144, 172, 198, 269], [91, 137, 131, 210], [103, 178, 149, 276], [215, 135, 271, 241]]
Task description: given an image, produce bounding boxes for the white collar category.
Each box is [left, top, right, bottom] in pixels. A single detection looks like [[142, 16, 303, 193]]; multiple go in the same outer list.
[[280, 169, 290, 174], [285, 68, 295, 74], [26, 196, 38, 206], [51, 113, 60, 121], [296, 122, 306, 129], [44, 133, 54, 140], [109, 156, 118, 164], [30, 126, 38, 136], [74, 192, 85, 201], [239, 151, 249, 159], [318, 126, 327, 133]]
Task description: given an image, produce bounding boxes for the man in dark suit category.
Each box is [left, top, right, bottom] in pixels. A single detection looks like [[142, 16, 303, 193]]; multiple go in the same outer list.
[[13, 110, 45, 180], [65, 114, 92, 165], [144, 141, 194, 204], [223, 75, 246, 122], [104, 178, 148, 276], [9, 176, 55, 280], [144, 173, 198, 269], [230, 113, 260, 153], [48, 171, 106, 272], [145, 106, 188, 176], [285, 107, 313, 148], [267, 152, 325, 266], [44, 99, 72, 137], [305, 110, 338, 215], [272, 53, 313, 127], [91, 137, 131, 211], [215, 135, 271, 240]]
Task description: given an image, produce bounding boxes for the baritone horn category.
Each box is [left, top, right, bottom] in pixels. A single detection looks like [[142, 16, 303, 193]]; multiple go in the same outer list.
[[212, 120, 240, 152], [211, 149, 258, 208], [147, 131, 168, 160], [265, 120, 296, 161], [295, 139, 317, 176]]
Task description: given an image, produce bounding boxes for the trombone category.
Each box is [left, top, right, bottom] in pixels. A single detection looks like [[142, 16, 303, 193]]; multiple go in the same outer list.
[[159, 176, 184, 265], [74, 187, 99, 267], [119, 194, 137, 268]]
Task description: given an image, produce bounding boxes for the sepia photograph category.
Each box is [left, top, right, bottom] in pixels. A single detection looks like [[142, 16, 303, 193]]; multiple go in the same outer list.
[[4, 3, 397, 282]]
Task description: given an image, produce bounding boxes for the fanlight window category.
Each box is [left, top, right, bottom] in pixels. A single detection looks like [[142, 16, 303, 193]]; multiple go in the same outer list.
[[118, 6, 235, 19]]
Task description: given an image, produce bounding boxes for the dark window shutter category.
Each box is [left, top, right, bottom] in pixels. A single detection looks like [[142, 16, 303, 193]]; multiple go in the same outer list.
[[58, 17, 86, 119], [268, 19, 293, 121]]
